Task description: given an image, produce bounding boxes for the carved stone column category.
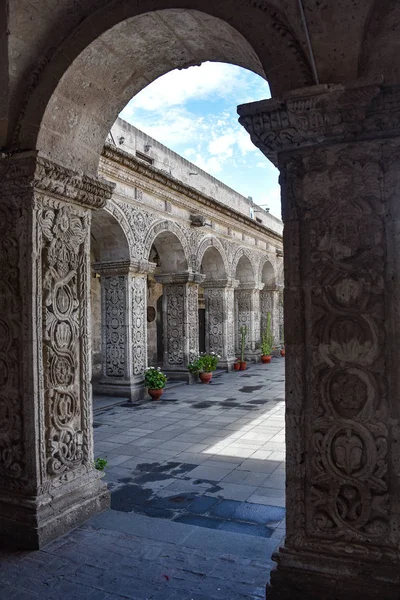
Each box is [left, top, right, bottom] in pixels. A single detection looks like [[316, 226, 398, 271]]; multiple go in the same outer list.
[[260, 286, 281, 346], [203, 278, 238, 370], [235, 285, 262, 362], [239, 83, 400, 598], [93, 260, 155, 402], [155, 272, 205, 381], [0, 153, 113, 549]]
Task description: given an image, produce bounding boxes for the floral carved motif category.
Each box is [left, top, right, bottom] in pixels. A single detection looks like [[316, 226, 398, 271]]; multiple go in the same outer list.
[[165, 285, 185, 366], [102, 276, 126, 379], [39, 200, 90, 477], [132, 276, 146, 376], [205, 289, 224, 357], [187, 284, 199, 363]]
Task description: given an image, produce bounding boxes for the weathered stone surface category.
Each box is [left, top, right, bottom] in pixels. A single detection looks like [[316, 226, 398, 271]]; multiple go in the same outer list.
[[240, 82, 400, 597], [0, 154, 112, 549]]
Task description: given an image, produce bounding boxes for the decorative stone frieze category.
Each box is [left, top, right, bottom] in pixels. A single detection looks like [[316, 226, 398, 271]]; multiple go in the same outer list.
[[0, 153, 112, 549], [239, 82, 400, 599]]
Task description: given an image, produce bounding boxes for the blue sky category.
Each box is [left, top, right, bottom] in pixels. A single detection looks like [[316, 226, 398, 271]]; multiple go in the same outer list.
[[119, 62, 281, 219]]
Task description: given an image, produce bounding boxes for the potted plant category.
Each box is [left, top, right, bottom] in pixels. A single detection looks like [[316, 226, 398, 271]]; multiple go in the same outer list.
[[261, 312, 273, 364], [233, 358, 241, 371], [280, 346, 285, 357], [144, 366, 167, 400], [198, 351, 220, 383], [239, 325, 248, 370], [188, 356, 202, 378]]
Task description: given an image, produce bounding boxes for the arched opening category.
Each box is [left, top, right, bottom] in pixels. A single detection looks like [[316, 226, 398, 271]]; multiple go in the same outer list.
[[234, 253, 257, 359], [235, 254, 255, 285], [91, 207, 131, 404], [17, 5, 312, 172], [146, 229, 190, 374]]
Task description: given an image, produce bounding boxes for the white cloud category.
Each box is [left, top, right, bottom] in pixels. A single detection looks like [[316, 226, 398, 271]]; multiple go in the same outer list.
[[125, 62, 253, 112]]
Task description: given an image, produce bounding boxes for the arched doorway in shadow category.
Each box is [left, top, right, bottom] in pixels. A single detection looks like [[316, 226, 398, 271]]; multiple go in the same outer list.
[[259, 258, 278, 345]]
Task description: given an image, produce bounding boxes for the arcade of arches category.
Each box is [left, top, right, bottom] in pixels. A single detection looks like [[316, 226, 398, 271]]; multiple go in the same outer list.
[[2, 1, 400, 598], [90, 120, 283, 397]]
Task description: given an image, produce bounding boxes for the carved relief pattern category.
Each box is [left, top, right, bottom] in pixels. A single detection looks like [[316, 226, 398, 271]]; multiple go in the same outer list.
[[205, 289, 224, 356], [103, 276, 126, 379], [260, 290, 273, 334], [226, 289, 236, 358], [118, 202, 157, 260], [283, 144, 394, 558], [236, 290, 252, 352], [187, 284, 199, 363], [165, 285, 185, 366], [39, 199, 90, 478], [131, 275, 146, 375]]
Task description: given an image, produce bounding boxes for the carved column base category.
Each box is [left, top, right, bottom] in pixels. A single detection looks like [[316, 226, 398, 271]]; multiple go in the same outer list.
[[0, 471, 109, 550], [267, 549, 400, 600], [163, 368, 193, 384], [218, 357, 237, 371]]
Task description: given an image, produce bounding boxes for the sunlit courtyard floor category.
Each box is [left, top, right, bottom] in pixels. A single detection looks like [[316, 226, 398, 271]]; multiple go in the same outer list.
[[0, 359, 285, 600]]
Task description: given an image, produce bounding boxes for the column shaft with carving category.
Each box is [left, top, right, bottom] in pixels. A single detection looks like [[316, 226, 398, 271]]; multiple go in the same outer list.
[[235, 287, 261, 361], [156, 273, 204, 380], [204, 279, 238, 370], [239, 83, 400, 598], [261, 288, 281, 346], [93, 261, 154, 402], [0, 153, 113, 549]]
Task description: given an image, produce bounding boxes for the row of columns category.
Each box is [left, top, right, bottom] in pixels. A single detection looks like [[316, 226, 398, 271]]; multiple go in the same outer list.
[[93, 265, 282, 399]]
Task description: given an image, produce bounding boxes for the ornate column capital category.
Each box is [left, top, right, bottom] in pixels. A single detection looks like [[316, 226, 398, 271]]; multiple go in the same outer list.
[[0, 151, 114, 209], [237, 282, 263, 291], [155, 271, 206, 285], [93, 260, 156, 277], [202, 278, 239, 289], [238, 81, 400, 165]]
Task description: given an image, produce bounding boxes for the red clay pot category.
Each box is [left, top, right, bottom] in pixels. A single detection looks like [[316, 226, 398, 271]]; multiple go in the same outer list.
[[148, 388, 164, 400], [280, 349, 285, 357], [261, 355, 271, 364], [239, 361, 247, 371], [199, 372, 213, 384], [233, 362, 241, 371]]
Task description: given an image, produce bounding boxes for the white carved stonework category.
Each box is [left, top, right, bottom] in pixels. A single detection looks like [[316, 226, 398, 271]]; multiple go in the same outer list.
[[157, 272, 203, 370], [103, 275, 127, 379], [205, 289, 224, 356], [260, 290, 273, 335], [235, 288, 260, 358], [93, 261, 150, 399], [203, 279, 238, 369], [260, 288, 281, 344], [239, 82, 400, 598], [0, 153, 112, 549]]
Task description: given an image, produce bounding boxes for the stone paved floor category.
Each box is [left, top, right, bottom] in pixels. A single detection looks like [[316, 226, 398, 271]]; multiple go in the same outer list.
[[0, 359, 286, 600]]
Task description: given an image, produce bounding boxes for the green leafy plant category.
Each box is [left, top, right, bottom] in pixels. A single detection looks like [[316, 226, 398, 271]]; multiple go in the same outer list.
[[144, 366, 167, 389], [188, 356, 203, 375], [261, 312, 274, 356], [240, 325, 248, 362], [188, 352, 220, 374], [198, 352, 220, 373], [95, 458, 108, 471]]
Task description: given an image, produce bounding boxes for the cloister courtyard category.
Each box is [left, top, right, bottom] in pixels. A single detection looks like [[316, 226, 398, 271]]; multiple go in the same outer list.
[[0, 360, 285, 599]]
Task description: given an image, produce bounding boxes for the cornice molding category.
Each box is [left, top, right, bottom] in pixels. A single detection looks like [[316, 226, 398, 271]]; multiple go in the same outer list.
[[101, 143, 282, 242], [92, 259, 156, 276], [155, 271, 206, 285], [0, 152, 114, 209]]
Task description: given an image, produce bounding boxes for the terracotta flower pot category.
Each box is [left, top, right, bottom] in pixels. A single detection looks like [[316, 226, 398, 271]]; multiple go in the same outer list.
[[261, 355, 271, 364], [199, 372, 213, 384], [148, 388, 164, 400], [239, 361, 247, 370], [280, 349, 285, 357], [233, 362, 241, 371]]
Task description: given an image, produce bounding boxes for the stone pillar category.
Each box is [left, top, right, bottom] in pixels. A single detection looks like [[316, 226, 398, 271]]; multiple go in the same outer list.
[[239, 83, 400, 598], [0, 153, 113, 549], [203, 278, 238, 371], [155, 272, 205, 381], [260, 287, 281, 347], [235, 285, 262, 362], [93, 260, 155, 402]]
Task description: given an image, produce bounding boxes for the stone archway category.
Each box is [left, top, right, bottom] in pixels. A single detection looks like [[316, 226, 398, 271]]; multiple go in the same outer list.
[[259, 258, 280, 344], [234, 253, 260, 360], [3, 3, 400, 598]]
